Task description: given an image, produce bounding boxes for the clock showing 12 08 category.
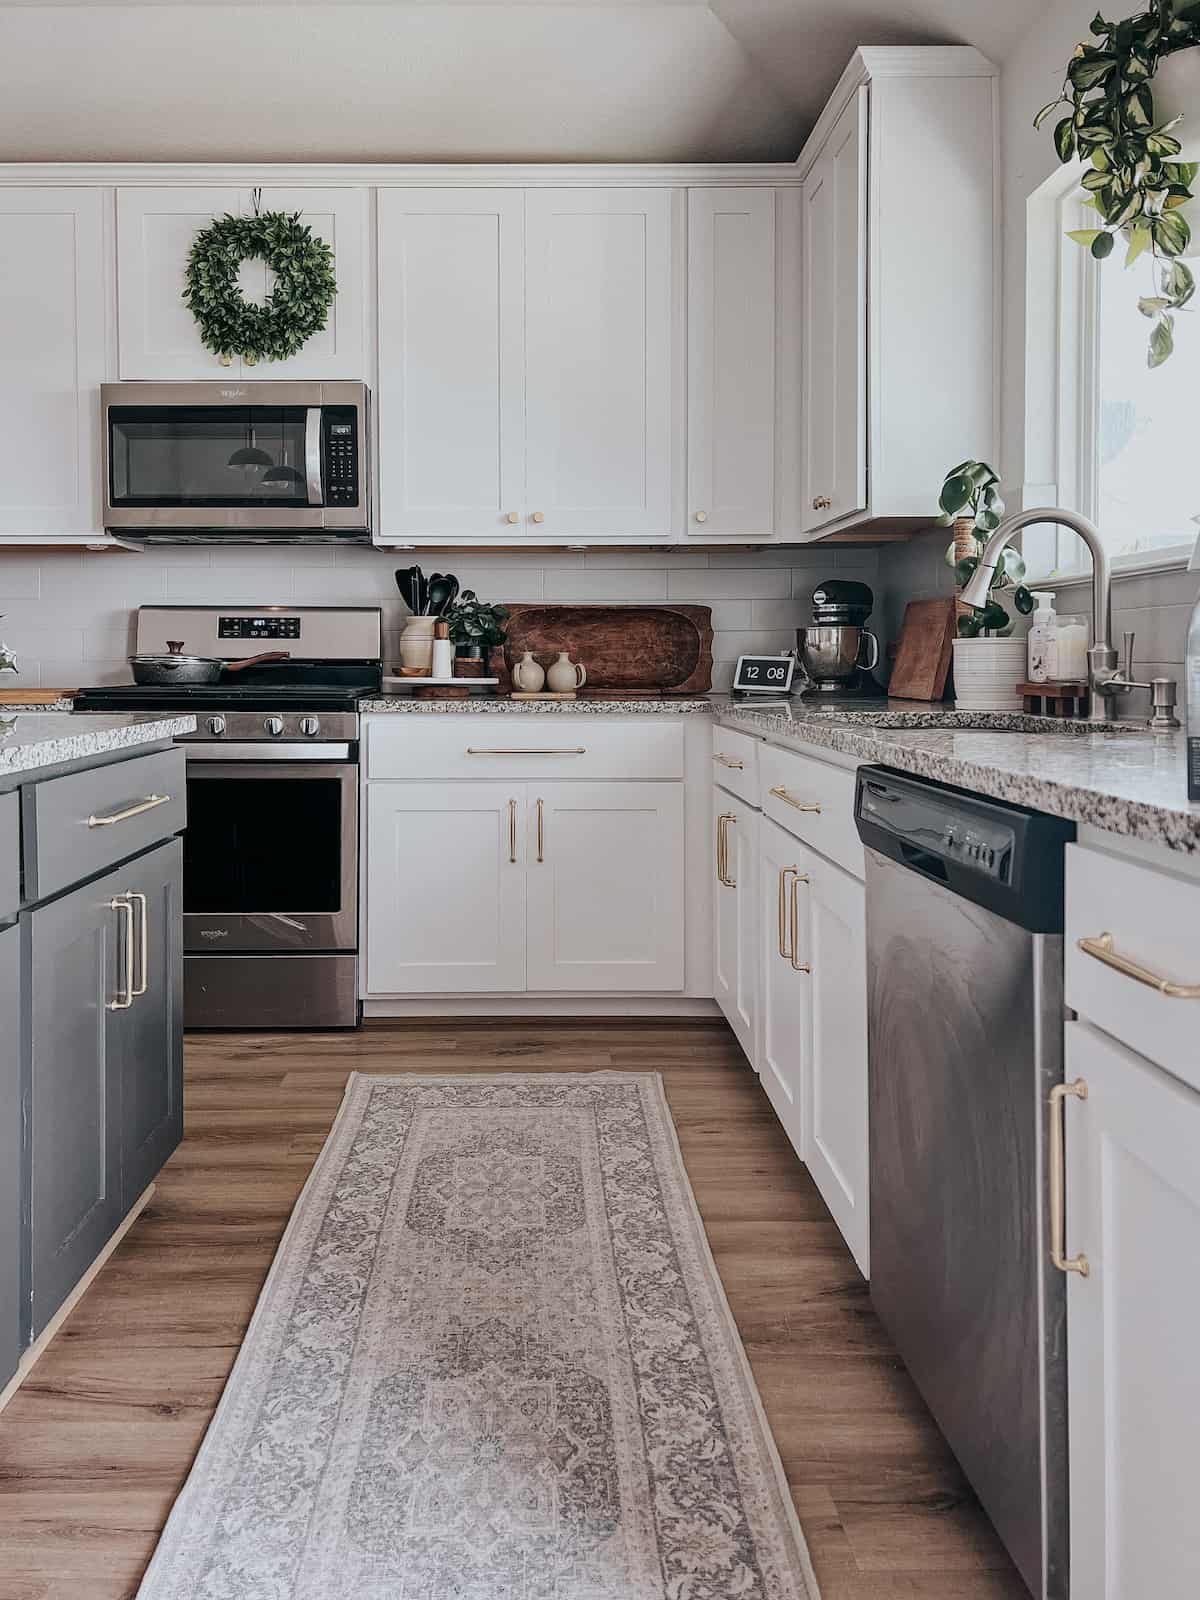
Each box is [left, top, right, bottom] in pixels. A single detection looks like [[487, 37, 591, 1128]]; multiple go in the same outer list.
[[731, 654, 797, 696]]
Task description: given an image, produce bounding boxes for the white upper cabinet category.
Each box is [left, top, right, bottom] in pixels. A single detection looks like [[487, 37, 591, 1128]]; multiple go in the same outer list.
[[378, 190, 525, 538], [801, 91, 867, 536], [525, 189, 675, 540], [687, 188, 778, 539], [799, 47, 998, 538], [0, 188, 107, 540], [116, 186, 366, 380]]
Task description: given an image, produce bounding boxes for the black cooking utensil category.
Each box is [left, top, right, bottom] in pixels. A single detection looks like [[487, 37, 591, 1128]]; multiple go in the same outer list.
[[426, 574, 458, 617], [412, 565, 428, 616], [394, 567, 420, 614]]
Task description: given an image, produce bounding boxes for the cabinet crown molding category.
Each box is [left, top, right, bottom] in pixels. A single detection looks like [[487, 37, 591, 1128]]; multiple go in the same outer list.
[[0, 161, 805, 188]]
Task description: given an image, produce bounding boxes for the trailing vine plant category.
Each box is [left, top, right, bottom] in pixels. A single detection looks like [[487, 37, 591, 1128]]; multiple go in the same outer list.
[[935, 462, 1034, 638], [1036, 0, 1200, 364]]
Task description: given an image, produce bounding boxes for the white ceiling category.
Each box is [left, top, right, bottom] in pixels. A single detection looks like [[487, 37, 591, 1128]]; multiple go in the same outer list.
[[0, 0, 1044, 163]]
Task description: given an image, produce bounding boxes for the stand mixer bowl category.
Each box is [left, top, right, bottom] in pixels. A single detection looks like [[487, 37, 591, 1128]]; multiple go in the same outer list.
[[797, 624, 880, 691]]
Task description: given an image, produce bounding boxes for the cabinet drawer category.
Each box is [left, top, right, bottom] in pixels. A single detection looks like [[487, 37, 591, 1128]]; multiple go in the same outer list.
[[1066, 844, 1200, 1091], [711, 724, 759, 805], [0, 792, 17, 917], [365, 716, 684, 782], [24, 748, 186, 901], [760, 742, 862, 879]]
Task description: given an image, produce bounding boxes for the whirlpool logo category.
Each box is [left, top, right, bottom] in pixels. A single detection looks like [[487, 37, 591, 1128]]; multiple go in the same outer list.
[[200, 928, 230, 941]]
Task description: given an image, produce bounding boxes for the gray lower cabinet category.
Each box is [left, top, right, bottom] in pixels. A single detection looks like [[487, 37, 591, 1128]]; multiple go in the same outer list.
[[0, 922, 20, 1390], [28, 839, 184, 1339]]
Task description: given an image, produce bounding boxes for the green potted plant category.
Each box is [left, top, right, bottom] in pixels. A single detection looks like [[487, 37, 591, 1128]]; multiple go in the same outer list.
[[443, 591, 510, 675], [936, 462, 1034, 711], [1037, 1, 1200, 366]]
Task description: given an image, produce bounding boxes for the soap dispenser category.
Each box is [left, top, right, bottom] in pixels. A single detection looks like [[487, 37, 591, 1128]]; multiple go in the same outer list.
[[1187, 530, 1199, 800], [1026, 592, 1060, 684]]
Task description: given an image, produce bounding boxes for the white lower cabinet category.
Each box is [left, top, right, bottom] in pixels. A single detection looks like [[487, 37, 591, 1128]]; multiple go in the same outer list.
[[365, 777, 684, 996], [526, 782, 684, 991], [712, 788, 758, 1063], [757, 816, 808, 1155], [754, 802, 869, 1276], [1063, 1018, 1200, 1598], [365, 782, 526, 994], [803, 849, 868, 1273]]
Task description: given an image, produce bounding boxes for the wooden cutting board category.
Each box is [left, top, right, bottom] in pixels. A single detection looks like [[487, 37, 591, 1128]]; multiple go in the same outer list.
[[888, 598, 957, 701]]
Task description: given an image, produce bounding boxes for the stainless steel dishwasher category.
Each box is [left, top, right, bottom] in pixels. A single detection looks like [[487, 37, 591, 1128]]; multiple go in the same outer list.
[[854, 765, 1075, 1600]]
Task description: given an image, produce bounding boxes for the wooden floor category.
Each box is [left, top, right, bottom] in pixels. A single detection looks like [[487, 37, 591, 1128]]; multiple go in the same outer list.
[[0, 1020, 1025, 1600]]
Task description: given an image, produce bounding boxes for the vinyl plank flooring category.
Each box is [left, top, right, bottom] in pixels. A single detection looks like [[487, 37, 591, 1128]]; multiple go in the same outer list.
[[0, 1018, 1021, 1599]]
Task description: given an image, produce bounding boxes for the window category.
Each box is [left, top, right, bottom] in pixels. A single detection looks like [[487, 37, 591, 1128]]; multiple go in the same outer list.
[[1023, 174, 1199, 580]]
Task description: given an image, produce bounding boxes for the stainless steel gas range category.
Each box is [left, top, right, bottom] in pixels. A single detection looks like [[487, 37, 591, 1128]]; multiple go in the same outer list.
[[74, 605, 383, 1029]]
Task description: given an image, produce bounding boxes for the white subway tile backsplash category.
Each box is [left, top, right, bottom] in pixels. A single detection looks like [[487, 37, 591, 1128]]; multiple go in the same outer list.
[[0, 543, 850, 688]]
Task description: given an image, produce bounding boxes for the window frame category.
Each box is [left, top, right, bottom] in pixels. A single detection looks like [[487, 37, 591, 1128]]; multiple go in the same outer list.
[[1023, 161, 1197, 583]]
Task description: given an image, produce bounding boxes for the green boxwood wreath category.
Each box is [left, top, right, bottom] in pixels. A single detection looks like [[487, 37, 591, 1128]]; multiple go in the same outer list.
[[183, 211, 336, 366]]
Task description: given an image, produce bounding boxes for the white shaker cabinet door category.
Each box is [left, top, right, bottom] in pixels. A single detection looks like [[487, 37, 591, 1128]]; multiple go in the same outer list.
[[365, 783, 526, 994], [686, 188, 775, 538], [801, 87, 868, 535], [525, 189, 675, 539], [117, 187, 247, 377], [0, 188, 107, 538], [803, 853, 869, 1275], [378, 190, 525, 538], [712, 790, 759, 1065], [525, 782, 684, 991], [756, 816, 809, 1157], [244, 187, 367, 379], [1064, 1020, 1200, 1600]]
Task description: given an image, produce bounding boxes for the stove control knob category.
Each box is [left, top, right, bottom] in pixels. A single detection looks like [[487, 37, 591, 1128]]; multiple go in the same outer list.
[[299, 715, 321, 737], [206, 715, 226, 737], [264, 716, 285, 737]]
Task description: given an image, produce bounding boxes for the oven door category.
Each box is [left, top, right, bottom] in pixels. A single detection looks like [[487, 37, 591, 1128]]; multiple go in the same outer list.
[[183, 759, 357, 954]]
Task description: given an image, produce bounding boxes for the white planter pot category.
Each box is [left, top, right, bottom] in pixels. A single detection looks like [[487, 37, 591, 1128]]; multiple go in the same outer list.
[[1154, 48, 1200, 161], [951, 637, 1026, 712]]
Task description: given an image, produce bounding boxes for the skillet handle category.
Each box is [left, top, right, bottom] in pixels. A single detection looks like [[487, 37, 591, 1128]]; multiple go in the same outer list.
[[223, 652, 292, 673]]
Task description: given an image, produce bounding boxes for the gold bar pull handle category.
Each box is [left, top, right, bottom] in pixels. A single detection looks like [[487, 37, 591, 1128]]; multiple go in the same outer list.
[[129, 890, 149, 998], [1078, 932, 1200, 999], [777, 866, 798, 959], [467, 747, 586, 757], [713, 752, 745, 770], [536, 797, 545, 863], [1049, 1078, 1089, 1277], [508, 798, 518, 864], [717, 813, 737, 887], [769, 785, 821, 814], [789, 872, 811, 972], [88, 793, 170, 829], [108, 895, 135, 1011]]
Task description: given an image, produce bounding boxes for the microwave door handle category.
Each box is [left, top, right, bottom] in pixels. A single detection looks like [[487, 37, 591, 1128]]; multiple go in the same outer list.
[[304, 407, 323, 507]]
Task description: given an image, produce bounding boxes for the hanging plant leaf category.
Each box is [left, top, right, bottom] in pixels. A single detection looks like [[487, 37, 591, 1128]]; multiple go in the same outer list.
[[1091, 229, 1118, 258], [1013, 585, 1036, 615], [1148, 311, 1175, 366]]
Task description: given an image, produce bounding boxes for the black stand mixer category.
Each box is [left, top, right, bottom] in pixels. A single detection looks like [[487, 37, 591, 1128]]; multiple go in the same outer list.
[[796, 580, 883, 696]]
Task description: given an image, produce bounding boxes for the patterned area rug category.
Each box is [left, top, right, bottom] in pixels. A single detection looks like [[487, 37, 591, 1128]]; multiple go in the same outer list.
[[138, 1073, 819, 1599]]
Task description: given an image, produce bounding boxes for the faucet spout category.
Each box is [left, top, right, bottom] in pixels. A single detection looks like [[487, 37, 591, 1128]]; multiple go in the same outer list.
[[957, 506, 1117, 724]]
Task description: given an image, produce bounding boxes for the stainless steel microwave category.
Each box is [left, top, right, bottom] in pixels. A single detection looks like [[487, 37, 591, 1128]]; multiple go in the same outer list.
[[101, 381, 371, 543]]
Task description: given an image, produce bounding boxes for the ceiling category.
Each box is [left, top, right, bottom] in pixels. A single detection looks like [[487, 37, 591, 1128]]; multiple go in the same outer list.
[[0, 0, 1045, 164]]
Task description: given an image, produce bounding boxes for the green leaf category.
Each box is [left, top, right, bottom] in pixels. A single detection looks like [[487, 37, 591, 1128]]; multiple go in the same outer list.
[[1148, 312, 1175, 367], [1138, 294, 1170, 315], [1034, 99, 1064, 129], [953, 557, 980, 586], [1081, 165, 1113, 190], [938, 473, 974, 516], [957, 614, 983, 639], [1125, 221, 1153, 264], [1067, 227, 1105, 249], [1154, 205, 1192, 253], [1091, 229, 1117, 258], [1163, 257, 1196, 305], [1069, 53, 1118, 92], [1055, 115, 1078, 163], [1013, 585, 1036, 615]]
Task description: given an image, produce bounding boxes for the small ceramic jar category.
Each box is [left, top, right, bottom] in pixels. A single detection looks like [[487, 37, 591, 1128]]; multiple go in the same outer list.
[[512, 651, 546, 692], [398, 617, 435, 673], [547, 652, 587, 693]]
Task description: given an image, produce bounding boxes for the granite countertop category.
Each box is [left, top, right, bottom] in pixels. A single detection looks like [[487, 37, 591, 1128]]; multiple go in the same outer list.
[[716, 698, 1199, 857], [0, 712, 198, 776], [360, 695, 716, 714]]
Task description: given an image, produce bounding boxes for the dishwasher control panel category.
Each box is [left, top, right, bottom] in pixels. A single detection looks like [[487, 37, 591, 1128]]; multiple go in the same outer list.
[[854, 765, 1076, 933]]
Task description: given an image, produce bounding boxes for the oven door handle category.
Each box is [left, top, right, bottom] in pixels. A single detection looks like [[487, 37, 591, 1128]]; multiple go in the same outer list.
[[184, 742, 352, 761], [305, 407, 324, 508]]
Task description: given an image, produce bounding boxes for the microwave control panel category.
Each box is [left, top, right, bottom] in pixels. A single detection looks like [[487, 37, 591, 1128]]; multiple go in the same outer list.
[[322, 409, 359, 506]]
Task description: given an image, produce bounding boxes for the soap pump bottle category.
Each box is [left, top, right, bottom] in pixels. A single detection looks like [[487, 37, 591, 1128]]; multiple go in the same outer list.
[[1027, 592, 1059, 684]]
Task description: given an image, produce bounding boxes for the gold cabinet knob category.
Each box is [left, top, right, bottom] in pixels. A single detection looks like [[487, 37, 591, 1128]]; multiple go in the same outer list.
[[531, 511, 545, 524], [506, 511, 519, 524], [812, 495, 832, 511], [694, 510, 708, 524]]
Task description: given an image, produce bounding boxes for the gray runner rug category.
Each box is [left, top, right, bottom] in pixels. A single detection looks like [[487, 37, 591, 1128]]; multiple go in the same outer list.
[[137, 1072, 819, 1599]]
